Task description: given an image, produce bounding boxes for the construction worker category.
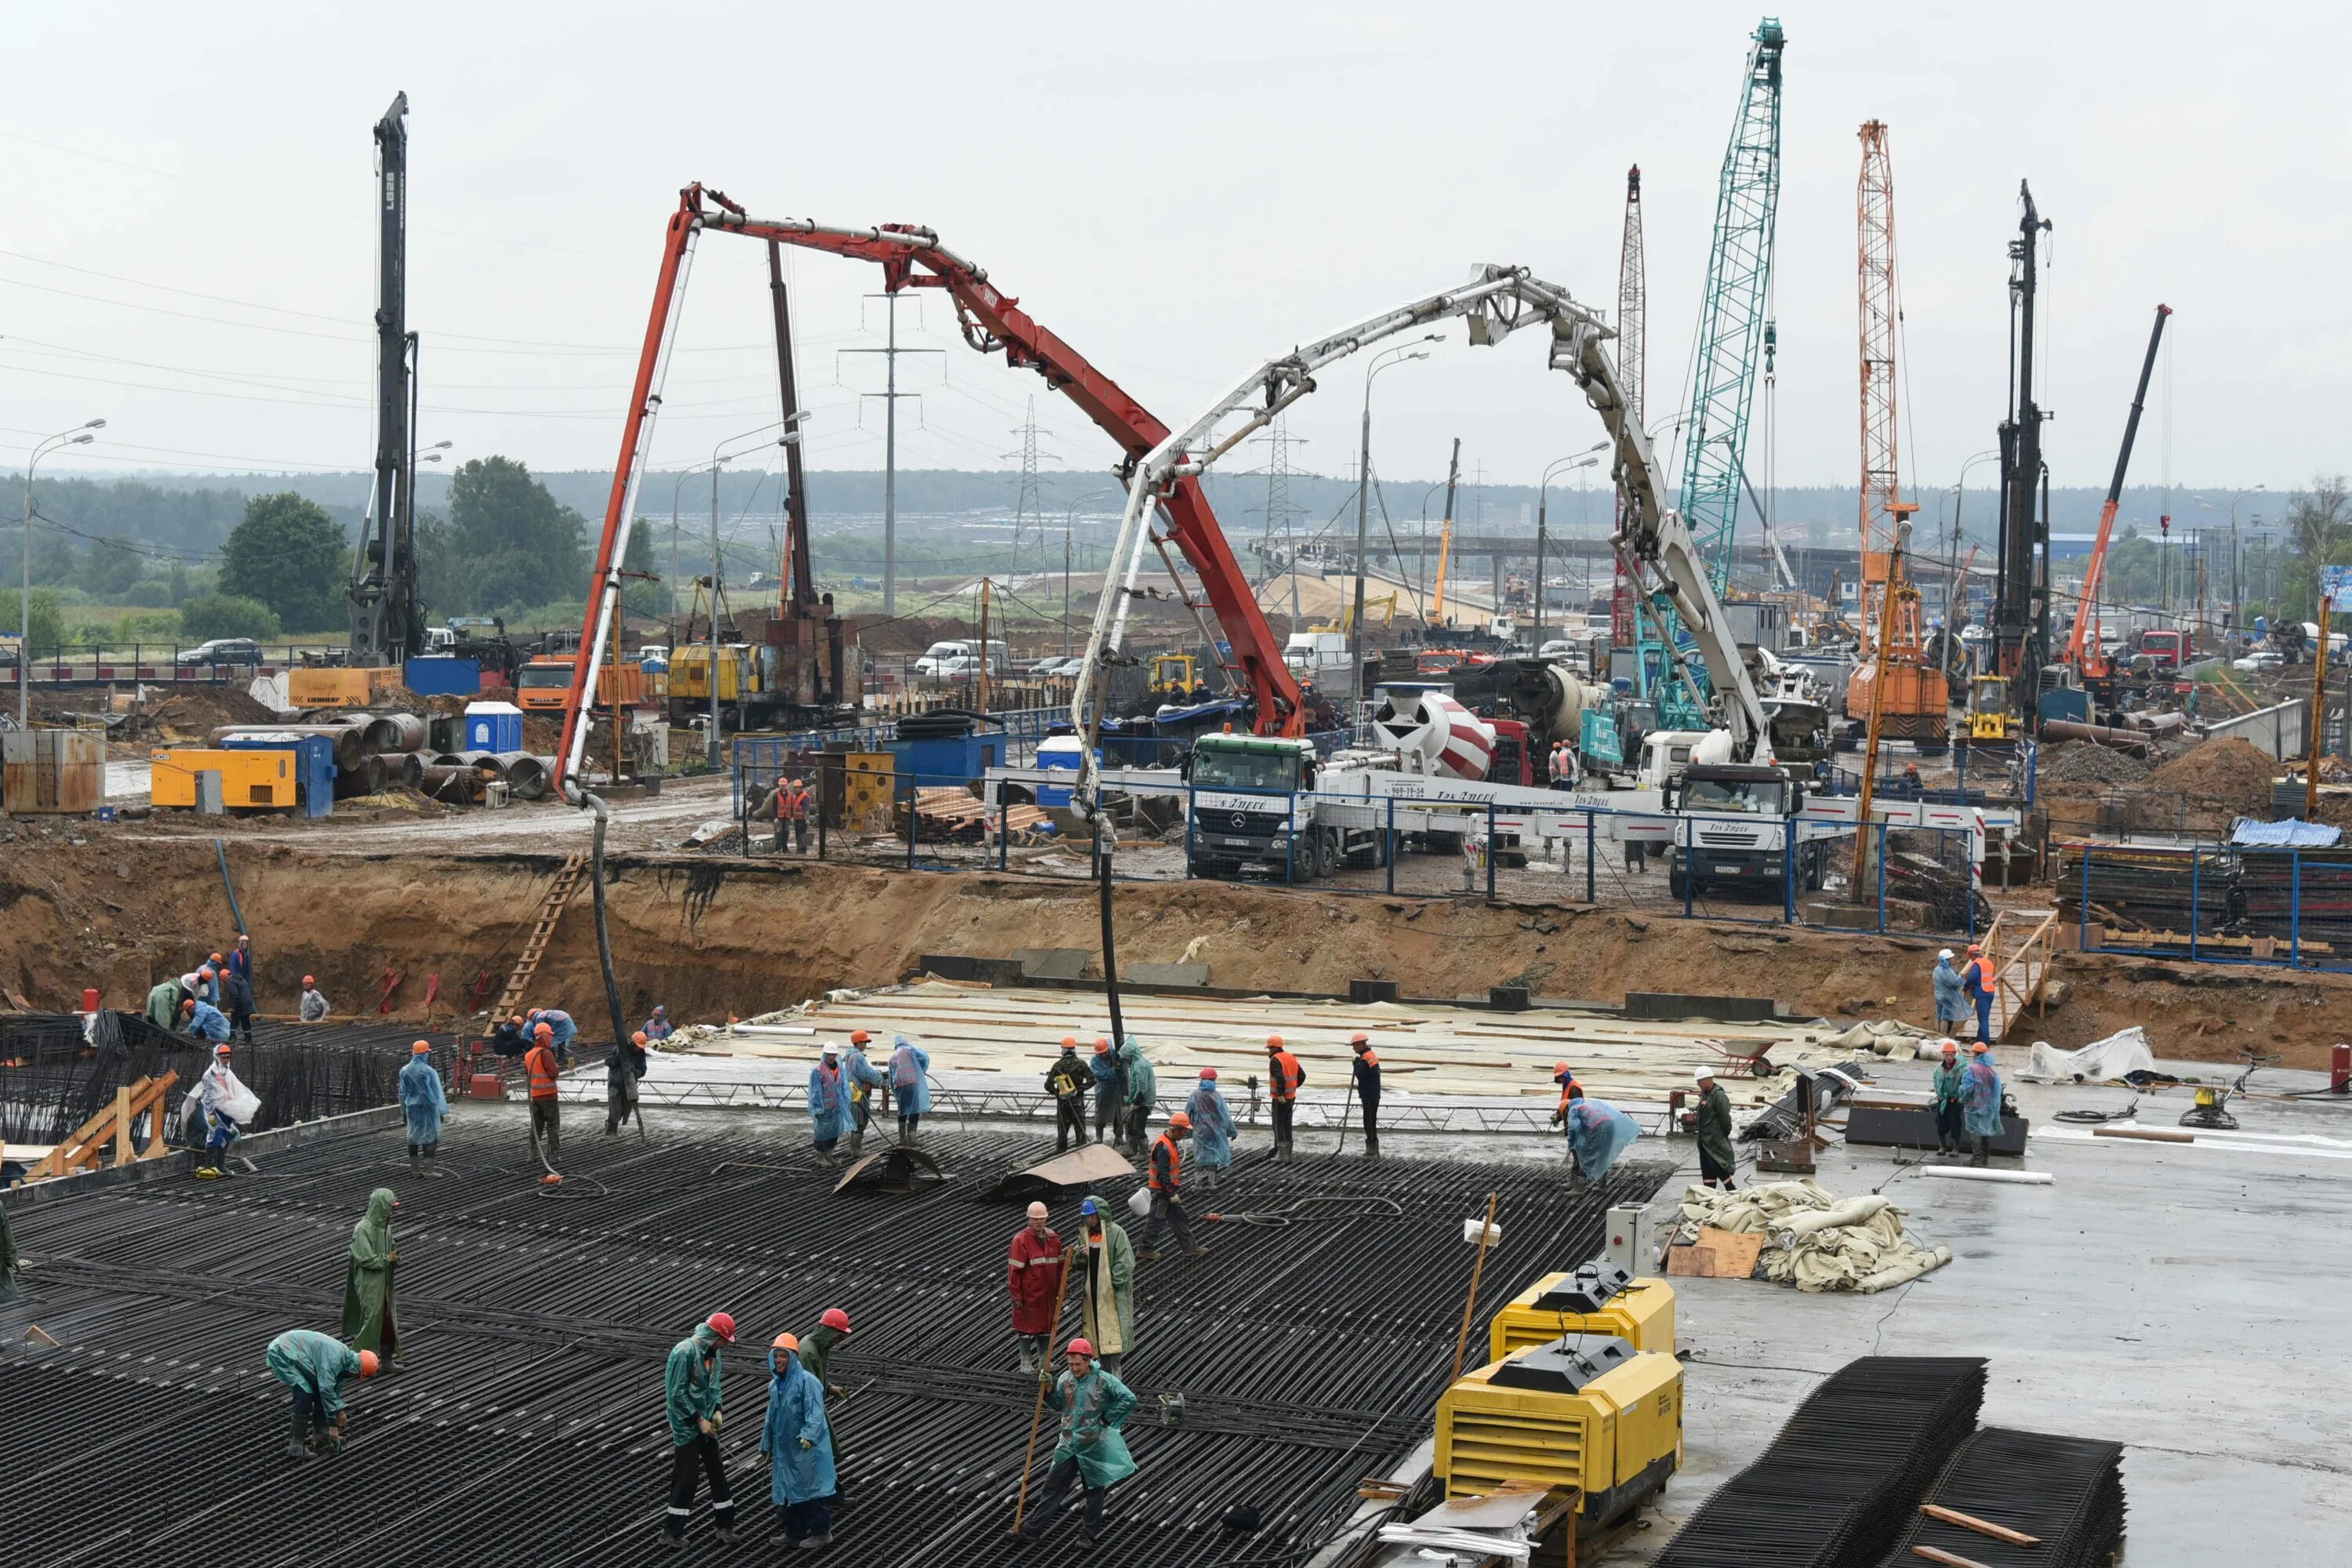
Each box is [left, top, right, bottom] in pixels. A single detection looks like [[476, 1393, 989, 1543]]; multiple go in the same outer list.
[[1546, 1062, 1585, 1125], [1692, 1067, 1737, 1190], [1139, 1111, 1204, 1260], [1931, 949, 1968, 1036], [1930, 1039, 1969, 1156], [1007, 1200, 1066, 1372], [144, 975, 184, 1031], [1562, 1097, 1642, 1191], [782, 777, 812, 854], [219, 962, 256, 1044], [608, 1030, 649, 1136], [1074, 1196, 1136, 1374], [1185, 1069, 1236, 1189], [488, 1014, 529, 1058], [525, 1022, 564, 1181], [227, 933, 255, 989], [182, 994, 230, 1044], [1117, 1035, 1156, 1154], [759, 1332, 837, 1549], [1018, 1336, 1138, 1548], [0, 1194, 17, 1298], [1089, 1038, 1122, 1143], [1962, 1042, 2005, 1167], [761, 775, 790, 852], [808, 1043, 850, 1156], [1460, 833, 1486, 894], [1349, 1033, 1382, 1158], [398, 1040, 446, 1177], [298, 975, 330, 1023], [800, 1305, 855, 1504], [840, 1030, 886, 1156], [1046, 1037, 1091, 1152], [181, 960, 218, 1006], [192, 1041, 249, 1177], [887, 1033, 931, 1142], [661, 1312, 740, 1548], [265, 1327, 377, 1458], [339, 1187, 401, 1366], [1265, 1034, 1304, 1163], [643, 1004, 673, 1041], [532, 1007, 579, 1064], [1961, 944, 1995, 1044]]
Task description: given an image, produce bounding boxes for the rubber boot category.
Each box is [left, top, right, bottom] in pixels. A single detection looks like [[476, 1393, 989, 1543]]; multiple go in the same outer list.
[[424, 1144, 443, 1178], [1970, 1135, 1988, 1167], [408, 1148, 423, 1178]]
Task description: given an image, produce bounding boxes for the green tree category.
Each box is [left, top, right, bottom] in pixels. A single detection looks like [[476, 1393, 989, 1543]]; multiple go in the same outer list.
[[415, 510, 461, 624], [223, 492, 345, 632], [622, 519, 663, 619], [179, 593, 281, 642], [80, 536, 146, 597], [2276, 474, 2350, 621], [443, 456, 588, 615], [16, 590, 66, 654], [120, 610, 183, 640]]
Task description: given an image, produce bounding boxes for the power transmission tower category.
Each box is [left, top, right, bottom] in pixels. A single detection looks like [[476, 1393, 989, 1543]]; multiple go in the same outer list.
[[1248, 417, 1305, 617], [1003, 397, 1059, 578], [841, 292, 942, 615]]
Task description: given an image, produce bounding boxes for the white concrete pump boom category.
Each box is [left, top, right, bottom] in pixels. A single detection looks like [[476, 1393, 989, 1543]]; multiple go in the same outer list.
[[1073, 263, 1772, 813]]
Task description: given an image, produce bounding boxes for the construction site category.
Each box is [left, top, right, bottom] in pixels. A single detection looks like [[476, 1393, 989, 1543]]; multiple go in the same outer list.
[[6, 9, 2352, 1568]]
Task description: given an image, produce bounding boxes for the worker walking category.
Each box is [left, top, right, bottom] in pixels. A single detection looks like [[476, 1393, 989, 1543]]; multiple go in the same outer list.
[[1046, 1038, 1091, 1152], [525, 1022, 564, 1181], [1007, 1201, 1067, 1372], [1138, 1111, 1204, 1260], [1931, 949, 1968, 1037], [1089, 1038, 1122, 1144], [607, 1030, 648, 1137], [887, 1033, 931, 1142], [265, 1328, 377, 1459], [399, 1040, 446, 1178], [1117, 1035, 1156, 1154], [182, 995, 230, 1044], [1691, 1067, 1737, 1190], [1075, 1196, 1136, 1374], [760, 1332, 838, 1548], [1561, 1097, 1641, 1192], [191, 1041, 251, 1178], [1349, 1033, 1382, 1158], [1961, 944, 1995, 1045], [1185, 1069, 1235, 1189], [841, 1030, 886, 1156], [808, 1043, 850, 1158], [1265, 1034, 1304, 1163], [1930, 1040, 1969, 1157], [1018, 1337, 1138, 1548], [661, 1312, 741, 1548], [299, 975, 330, 1023], [1962, 1042, 2005, 1167], [339, 1187, 401, 1367]]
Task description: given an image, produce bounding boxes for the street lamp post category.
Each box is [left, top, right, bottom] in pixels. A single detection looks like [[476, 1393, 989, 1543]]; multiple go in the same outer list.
[[2194, 485, 2264, 645], [20, 419, 105, 726], [1536, 445, 1606, 648], [1941, 450, 1998, 633], [1352, 336, 1439, 710]]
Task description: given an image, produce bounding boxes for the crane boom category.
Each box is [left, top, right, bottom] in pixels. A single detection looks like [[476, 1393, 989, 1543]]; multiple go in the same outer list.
[[347, 93, 423, 667], [2066, 304, 2172, 674], [557, 187, 1305, 793], [1611, 165, 1646, 648], [1427, 439, 1461, 626]]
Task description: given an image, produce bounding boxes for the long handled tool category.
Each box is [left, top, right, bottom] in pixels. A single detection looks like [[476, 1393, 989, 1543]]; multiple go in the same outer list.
[[1011, 1240, 1080, 1538], [1448, 1191, 1500, 1385]]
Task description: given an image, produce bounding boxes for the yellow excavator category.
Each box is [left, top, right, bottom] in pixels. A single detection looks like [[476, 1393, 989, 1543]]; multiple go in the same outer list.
[[1310, 592, 1397, 637]]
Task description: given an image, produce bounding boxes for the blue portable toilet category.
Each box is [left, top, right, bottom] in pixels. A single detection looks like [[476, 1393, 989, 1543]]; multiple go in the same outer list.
[[465, 701, 524, 753], [219, 732, 337, 818], [1034, 735, 1098, 808]]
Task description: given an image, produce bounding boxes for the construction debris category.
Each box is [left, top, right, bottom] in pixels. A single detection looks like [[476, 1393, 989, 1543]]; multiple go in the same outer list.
[[1672, 1179, 1951, 1294]]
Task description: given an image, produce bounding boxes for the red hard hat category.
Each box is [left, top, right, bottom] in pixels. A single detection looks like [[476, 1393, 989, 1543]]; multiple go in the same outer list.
[[821, 1307, 851, 1334], [358, 1350, 381, 1377], [410, 1040, 431, 1054], [1067, 1337, 1095, 1358], [706, 1312, 738, 1344], [1200, 1067, 1218, 1080]]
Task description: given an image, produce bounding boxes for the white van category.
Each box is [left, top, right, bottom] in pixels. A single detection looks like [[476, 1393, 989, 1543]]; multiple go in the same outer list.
[[1283, 630, 1351, 677], [915, 639, 1009, 678]]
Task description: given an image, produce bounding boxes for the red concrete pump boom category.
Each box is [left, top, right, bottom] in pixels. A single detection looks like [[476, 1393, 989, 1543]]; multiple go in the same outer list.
[[556, 185, 1302, 793]]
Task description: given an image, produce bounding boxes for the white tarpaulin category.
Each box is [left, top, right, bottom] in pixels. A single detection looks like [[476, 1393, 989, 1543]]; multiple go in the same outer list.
[[2020, 1026, 2157, 1083], [1675, 1178, 1951, 1294]]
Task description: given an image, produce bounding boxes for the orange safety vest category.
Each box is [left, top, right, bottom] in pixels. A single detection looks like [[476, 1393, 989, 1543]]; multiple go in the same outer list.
[[782, 787, 811, 821], [1269, 1049, 1302, 1102], [525, 1044, 560, 1099], [1553, 1076, 1584, 1116], [1149, 1131, 1183, 1192]]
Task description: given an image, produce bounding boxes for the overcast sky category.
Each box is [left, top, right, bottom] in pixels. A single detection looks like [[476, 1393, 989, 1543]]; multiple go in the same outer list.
[[3, 1, 2341, 526]]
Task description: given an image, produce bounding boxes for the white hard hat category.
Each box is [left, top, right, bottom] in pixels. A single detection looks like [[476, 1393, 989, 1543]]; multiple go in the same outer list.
[[821, 1042, 839, 1056], [1938, 948, 1954, 960], [1026, 1200, 1049, 1219], [1693, 1065, 1714, 1083]]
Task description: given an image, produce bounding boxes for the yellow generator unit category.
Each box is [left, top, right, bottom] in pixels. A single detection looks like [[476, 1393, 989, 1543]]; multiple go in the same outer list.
[[1490, 1263, 1675, 1361], [150, 748, 299, 810], [1436, 1336, 1682, 1532]]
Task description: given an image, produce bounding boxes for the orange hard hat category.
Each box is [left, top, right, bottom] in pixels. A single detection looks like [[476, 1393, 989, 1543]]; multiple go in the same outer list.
[[1062, 1036, 1078, 1049], [1940, 1039, 1959, 1055], [1266, 1034, 1283, 1049], [180, 999, 194, 1012], [210, 952, 223, 964], [1967, 943, 1983, 954], [1970, 1042, 1989, 1054], [850, 1029, 869, 1044], [1094, 1039, 1112, 1054], [358, 1350, 381, 1377], [1350, 1032, 1370, 1047], [535, 1022, 553, 1039], [410, 1040, 431, 1054], [632, 1031, 648, 1045], [1067, 1337, 1095, 1358], [303, 975, 315, 985], [1168, 1111, 1192, 1129], [198, 967, 215, 980], [773, 1331, 800, 1352]]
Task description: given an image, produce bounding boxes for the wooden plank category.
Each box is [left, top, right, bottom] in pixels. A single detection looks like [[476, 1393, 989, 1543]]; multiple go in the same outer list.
[[1911, 1547, 1997, 1568], [1919, 1504, 2041, 1547], [1664, 1226, 1766, 1279]]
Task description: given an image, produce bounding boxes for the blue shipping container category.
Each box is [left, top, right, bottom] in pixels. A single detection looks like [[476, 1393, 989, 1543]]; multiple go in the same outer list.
[[405, 657, 483, 695]]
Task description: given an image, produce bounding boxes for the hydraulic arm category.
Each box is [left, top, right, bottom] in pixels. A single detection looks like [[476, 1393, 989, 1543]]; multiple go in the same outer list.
[[2066, 304, 2172, 675]]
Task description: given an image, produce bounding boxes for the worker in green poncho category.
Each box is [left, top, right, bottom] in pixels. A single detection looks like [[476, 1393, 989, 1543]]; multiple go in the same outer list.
[[1018, 1335, 1138, 1546], [339, 1189, 401, 1366], [145, 977, 185, 1031]]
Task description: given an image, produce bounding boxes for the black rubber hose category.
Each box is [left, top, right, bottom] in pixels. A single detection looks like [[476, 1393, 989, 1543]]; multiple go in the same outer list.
[[1096, 816, 1126, 1047], [575, 789, 631, 1063]]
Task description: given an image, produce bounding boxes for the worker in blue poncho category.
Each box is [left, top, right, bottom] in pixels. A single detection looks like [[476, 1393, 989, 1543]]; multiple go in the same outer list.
[[398, 1040, 447, 1178], [1116, 1035, 1156, 1154], [808, 1044, 850, 1157], [1563, 1097, 1641, 1190], [1185, 1068, 1236, 1189], [758, 1332, 838, 1549], [887, 1034, 931, 1142], [1089, 1038, 1122, 1143], [840, 1030, 887, 1156], [1962, 1042, 2005, 1167]]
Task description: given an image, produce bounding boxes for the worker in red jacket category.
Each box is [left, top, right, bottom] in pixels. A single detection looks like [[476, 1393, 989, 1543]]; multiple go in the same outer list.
[[1007, 1201, 1067, 1374], [525, 1022, 564, 1183], [1265, 1035, 1305, 1163]]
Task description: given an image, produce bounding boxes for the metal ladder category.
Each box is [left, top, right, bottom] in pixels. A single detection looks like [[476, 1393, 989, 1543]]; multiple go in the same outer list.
[[488, 851, 588, 1019]]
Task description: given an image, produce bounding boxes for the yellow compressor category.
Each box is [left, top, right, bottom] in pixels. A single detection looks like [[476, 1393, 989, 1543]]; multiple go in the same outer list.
[[149, 748, 299, 811], [1435, 1335, 1682, 1532], [1490, 1263, 1675, 1361]]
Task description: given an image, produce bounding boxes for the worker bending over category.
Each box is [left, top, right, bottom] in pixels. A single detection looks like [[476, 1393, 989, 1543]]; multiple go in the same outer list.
[[841, 1030, 886, 1156], [299, 975, 330, 1023], [887, 1034, 931, 1142], [759, 1332, 838, 1549], [144, 975, 185, 1030], [529, 1007, 578, 1065], [608, 1031, 648, 1136], [1561, 1098, 1642, 1192], [1185, 1069, 1235, 1189], [662, 1312, 741, 1548], [1007, 1201, 1066, 1372], [525, 1022, 564, 1181], [1350, 1033, 1382, 1158], [1138, 1112, 1205, 1260], [1691, 1067, 1737, 1190], [1075, 1196, 1136, 1374], [339, 1188, 401, 1367], [1265, 1034, 1304, 1163], [1089, 1038, 1122, 1144], [266, 1328, 376, 1459], [1046, 1038, 1091, 1152], [399, 1040, 446, 1177], [182, 994, 230, 1044], [1018, 1336, 1138, 1548]]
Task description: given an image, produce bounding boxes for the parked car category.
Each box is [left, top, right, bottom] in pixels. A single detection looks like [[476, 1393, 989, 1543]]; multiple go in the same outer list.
[[2231, 651, 2285, 673], [1031, 655, 1084, 678], [176, 638, 263, 667]]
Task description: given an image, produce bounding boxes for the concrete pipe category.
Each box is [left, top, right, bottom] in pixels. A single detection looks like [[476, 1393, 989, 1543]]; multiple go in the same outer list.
[[391, 751, 427, 789], [419, 764, 484, 802], [2039, 719, 2152, 756], [333, 753, 388, 798], [428, 752, 470, 769], [366, 712, 428, 753], [496, 752, 550, 800]]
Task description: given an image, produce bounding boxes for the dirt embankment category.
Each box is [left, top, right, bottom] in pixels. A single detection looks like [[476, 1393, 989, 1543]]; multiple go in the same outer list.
[[1, 837, 2345, 1068]]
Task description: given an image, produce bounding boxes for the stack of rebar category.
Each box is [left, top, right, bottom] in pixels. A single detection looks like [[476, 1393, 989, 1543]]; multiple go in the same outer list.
[[2054, 840, 2238, 935], [0, 1119, 1668, 1568], [1871, 1425, 2125, 1568], [1654, 1356, 1987, 1568]]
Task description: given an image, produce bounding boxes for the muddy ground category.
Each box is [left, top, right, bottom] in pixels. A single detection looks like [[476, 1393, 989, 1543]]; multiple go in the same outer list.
[[2, 827, 2343, 1069]]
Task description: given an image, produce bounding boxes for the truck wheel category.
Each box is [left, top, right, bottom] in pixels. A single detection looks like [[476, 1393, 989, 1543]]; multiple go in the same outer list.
[[1668, 868, 1690, 900]]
